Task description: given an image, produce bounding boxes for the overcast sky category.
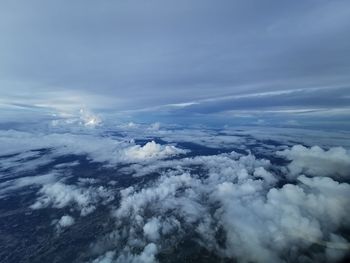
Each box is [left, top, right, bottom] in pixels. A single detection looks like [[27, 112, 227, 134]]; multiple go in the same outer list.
[[0, 0, 349, 126]]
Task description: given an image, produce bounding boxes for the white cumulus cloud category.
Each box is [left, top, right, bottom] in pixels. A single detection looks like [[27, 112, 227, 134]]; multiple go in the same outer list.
[[57, 215, 75, 228], [90, 148, 350, 263], [278, 145, 350, 178], [31, 182, 115, 216], [123, 141, 187, 161]]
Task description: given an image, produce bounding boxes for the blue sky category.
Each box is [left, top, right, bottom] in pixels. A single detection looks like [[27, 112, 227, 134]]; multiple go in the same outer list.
[[0, 0, 349, 128]]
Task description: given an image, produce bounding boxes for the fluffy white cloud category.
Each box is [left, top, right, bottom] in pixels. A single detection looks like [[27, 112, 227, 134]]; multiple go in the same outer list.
[[1, 127, 350, 262], [91, 149, 350, 263], [93, 243, 158, 263], [31, 182, 115, 216], [278, 145, 350, 178], [123, 141, 186, 161], [143, 218, 161, 242], [115, 243, 158, 263], [57, 215, 75, 228], [0, 130, 187, 169], [213, 175, 350, 262], [120, 150, 264, 178]]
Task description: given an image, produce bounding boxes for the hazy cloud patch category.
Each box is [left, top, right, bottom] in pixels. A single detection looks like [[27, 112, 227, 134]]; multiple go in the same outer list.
[[31, 182, 115, 216]]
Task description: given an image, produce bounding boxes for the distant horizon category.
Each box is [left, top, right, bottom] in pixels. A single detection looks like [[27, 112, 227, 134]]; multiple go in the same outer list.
[[1, 0, 350, 129]]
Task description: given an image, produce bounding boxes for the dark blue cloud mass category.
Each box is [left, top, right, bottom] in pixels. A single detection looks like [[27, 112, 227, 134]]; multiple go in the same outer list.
[[0, 0, 349, 127]]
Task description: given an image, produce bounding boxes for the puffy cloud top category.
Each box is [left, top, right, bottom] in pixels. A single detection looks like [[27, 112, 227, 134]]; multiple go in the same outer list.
[[1, 126, 350, 262], [57, 215, 75, 228], [278, 145, 350, 178], [124, 141, 187, 161]]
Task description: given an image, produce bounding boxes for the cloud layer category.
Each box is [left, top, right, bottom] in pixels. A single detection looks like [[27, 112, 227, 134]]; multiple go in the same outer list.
[[0, 0, 350, 126], [93, 149, 350, 263], [0, 126, 349, 262], [278, 145, 350, 179]]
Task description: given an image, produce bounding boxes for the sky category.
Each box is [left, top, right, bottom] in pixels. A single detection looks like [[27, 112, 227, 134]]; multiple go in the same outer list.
[[0, 0, 349, 128]]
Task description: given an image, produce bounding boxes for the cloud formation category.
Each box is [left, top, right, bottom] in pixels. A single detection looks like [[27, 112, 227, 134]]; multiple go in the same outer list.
[[56, 215, 75, 228], [30, 182, 114, 216], [278, 145, 350, 179], [1, 126, 349, 262], [124, 141, 187, 161], [0, 130, 187, 170], [92, 148, 350, 263], [0, 0, 350, 126]]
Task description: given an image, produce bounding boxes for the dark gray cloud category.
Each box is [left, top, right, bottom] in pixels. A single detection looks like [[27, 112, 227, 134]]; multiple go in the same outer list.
[[0, 0, 350, 122]]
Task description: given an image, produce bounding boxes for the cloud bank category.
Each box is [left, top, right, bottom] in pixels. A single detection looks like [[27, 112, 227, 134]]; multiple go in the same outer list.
[[1, 127, 349, 262], [92, 147, 350, 263]]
